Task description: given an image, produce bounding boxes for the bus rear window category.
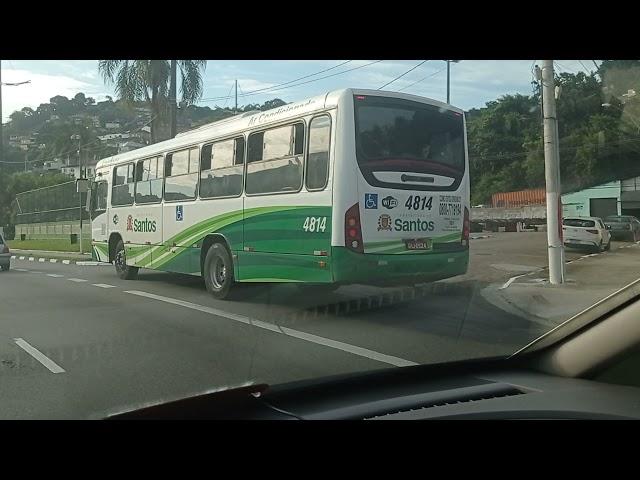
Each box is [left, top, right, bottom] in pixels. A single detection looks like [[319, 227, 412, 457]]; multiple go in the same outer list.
[[354, 96, 465, 190], [563, 219, 596, 227]]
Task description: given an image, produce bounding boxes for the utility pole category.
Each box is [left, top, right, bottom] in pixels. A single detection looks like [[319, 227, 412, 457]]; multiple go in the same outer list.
[[235, 79, 238, 113], [170, 60, 177, 139], [445, 60, 460, 104], [71, 134, 82, 254], [446, 60, 451, 103], [541, 60, 565, 284], [1, 60, 3, 165]]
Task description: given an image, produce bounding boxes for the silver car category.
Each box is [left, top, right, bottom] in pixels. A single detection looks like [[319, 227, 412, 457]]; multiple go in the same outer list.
[[0, 232, 10, 271], [604, 215, 640, 242]]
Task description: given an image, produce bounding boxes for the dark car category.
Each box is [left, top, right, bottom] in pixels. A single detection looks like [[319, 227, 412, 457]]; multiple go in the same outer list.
[[0, 232, 10, 271], [604, 215, 640, 242]]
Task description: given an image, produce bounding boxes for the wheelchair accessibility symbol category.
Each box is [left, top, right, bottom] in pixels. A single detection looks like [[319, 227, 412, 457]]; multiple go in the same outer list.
[[365, 193, 378, 209], [176, 205, 184, 221]]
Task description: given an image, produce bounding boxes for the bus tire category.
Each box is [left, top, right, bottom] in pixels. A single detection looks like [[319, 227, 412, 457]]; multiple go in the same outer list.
[[114, 239, 139, 280], [203, 243, 236, 300]]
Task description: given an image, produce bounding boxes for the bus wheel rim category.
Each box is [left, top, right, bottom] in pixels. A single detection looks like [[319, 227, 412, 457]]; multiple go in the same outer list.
[[211, 257, 226, 290], [116, 249, 126, 271]]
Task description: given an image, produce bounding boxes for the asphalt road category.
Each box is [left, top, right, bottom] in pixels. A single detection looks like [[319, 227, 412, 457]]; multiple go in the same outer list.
[[0, 232, 635, 419]]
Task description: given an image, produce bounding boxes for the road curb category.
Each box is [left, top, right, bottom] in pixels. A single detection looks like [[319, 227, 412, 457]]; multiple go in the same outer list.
[[10, 254, 110, 266]]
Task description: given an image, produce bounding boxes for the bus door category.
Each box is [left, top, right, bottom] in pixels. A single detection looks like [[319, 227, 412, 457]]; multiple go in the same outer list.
[[133, 156, 164, 268], [90, 173, 110, 262]]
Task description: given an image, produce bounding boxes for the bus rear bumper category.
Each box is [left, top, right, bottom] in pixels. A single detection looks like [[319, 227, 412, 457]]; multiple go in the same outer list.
[[331, 247, 469, 286]]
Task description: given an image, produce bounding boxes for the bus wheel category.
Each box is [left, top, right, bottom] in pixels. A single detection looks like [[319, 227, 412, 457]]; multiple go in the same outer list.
[[204, 243, 236, 300], [114, 239, 139, 280]]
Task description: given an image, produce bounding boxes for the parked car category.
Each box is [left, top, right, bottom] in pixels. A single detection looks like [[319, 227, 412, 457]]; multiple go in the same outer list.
[[604, 215, 640, 242], [562, 216, 611, 252], [0, 232, 10, 271]]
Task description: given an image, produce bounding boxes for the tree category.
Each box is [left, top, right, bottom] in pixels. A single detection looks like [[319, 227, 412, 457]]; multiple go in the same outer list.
[[98, 60, 207, 143]]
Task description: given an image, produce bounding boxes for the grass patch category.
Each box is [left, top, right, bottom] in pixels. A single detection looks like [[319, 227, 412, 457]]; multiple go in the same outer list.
[[7, 238, 91, 254]]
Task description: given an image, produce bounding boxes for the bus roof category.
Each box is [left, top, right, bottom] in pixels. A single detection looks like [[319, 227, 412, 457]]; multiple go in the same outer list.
[[95, 88, 463, 171]]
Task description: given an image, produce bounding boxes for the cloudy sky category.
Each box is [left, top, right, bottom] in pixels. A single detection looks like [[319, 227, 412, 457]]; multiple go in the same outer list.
[[1, 60, 599, 122]]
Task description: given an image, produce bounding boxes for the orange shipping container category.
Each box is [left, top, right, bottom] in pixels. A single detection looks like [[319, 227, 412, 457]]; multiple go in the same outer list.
[[491, 188, 546, 208]]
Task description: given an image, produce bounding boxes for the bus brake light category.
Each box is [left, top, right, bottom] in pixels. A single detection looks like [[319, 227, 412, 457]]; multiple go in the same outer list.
[[462, 207, 470, 247], [345, 203, 364, 253]]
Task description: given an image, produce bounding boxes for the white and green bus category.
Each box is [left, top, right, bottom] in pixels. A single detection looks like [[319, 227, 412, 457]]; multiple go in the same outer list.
[[89, 88, 470, 299]]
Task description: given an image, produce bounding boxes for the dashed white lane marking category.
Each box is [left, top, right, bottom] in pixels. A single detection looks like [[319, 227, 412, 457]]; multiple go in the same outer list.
[[68, 278, 87, 283], [11, 255, 16, 259], [77, 261, 102, 266], [14, 268, 28, 272], [62, 260, 71, 265], [500, 274, 528, 290], [47, 274, 64, 278], [19, 256, 25, 260], [125, 290, 418, 368], [92, 283, 116, 288], [28, 257, 35, 261], [38, 258, 45, 262], [30, 271, 43, 274], [14, 338, 65, 374], [50, 259, 57, 263]]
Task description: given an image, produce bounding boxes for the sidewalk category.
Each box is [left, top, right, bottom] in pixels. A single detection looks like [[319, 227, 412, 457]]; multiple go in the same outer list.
[[481, 242, 640, 326]]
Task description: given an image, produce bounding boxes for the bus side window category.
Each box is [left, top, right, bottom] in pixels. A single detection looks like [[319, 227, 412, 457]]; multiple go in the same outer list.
[[306, 115, 331, 191], [164, 148, 199, 201], [200, 137, 243, 198], [135, 156, 163, 204], [112, 163, 135, 206], [246, 123, 304, 195]]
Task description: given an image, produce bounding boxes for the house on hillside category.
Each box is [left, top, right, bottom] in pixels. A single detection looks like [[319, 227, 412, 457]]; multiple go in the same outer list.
[[118, 141, 145, 153]]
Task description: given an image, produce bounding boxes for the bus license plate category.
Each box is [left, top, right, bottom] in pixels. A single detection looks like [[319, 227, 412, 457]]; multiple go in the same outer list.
[[405, 239, 431, 250]]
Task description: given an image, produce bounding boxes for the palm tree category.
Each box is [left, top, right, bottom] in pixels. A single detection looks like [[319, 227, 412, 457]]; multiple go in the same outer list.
[[98, 60, 207, 143]]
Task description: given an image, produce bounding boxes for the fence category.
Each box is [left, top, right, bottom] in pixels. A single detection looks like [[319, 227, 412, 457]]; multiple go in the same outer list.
[[12, 180, 89, 241]]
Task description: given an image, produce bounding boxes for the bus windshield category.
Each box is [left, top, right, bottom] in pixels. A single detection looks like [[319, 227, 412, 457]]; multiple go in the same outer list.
[[354, 96, 465, 182]]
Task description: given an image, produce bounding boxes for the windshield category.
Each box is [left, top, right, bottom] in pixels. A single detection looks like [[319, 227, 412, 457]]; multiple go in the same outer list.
[[3, 59, 640, 419], [564, 219, 596, 227]]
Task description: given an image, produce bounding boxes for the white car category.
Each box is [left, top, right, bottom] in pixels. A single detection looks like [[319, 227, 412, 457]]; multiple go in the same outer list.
[[563, 216, 611, 252]]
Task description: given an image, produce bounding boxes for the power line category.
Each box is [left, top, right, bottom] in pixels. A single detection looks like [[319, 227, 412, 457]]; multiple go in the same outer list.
[[578, 60, 591, 74], [555, 61, 577, 74], [221, 82, 235, 109], [378, 60, 428, 90], [397, 66, 446, 92], [199, 60, 353, 102], [198, 60, 382, 104], [470, 135, 640, 165]]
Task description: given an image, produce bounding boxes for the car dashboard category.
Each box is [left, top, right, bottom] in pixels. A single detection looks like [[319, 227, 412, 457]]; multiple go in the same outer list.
[[108, 360, 640, 420]]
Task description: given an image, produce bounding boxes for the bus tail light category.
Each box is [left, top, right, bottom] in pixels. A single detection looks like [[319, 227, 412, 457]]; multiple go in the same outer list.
[[345, 203, 364, 253], [462, 207, 470, 247]]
